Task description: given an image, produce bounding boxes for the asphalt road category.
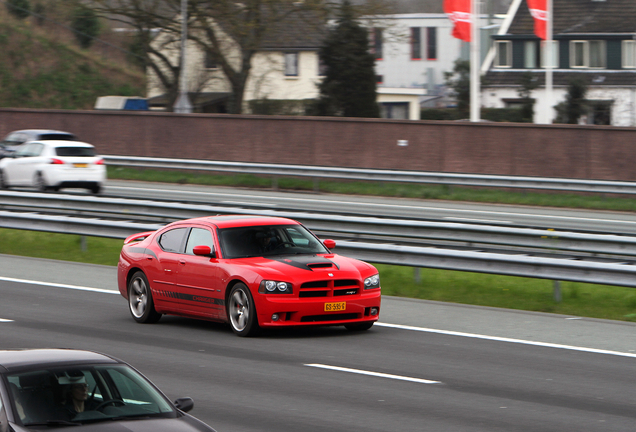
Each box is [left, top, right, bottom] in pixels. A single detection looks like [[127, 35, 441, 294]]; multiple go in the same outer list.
[[103, 180, 636, 235], [1, 254, 635, 432]]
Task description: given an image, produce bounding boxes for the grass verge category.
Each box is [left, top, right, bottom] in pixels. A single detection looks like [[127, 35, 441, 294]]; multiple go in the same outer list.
[[2, 228, 635, 323]]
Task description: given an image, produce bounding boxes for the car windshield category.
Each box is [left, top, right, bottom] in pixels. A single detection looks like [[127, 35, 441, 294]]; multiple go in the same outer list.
[[6, 364, 176, 426], [218, 224, 329, 258], [55, 147, 96, 157], [39, 133, 76, 141]]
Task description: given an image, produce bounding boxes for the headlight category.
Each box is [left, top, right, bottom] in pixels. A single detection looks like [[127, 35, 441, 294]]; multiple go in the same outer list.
[[364, 274, 380, 289], [259, 280, 293, 294]]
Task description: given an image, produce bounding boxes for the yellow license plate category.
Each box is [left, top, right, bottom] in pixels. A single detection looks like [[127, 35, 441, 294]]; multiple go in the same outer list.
[[324, 302, 346, 312], [73, 163, 88, 168]]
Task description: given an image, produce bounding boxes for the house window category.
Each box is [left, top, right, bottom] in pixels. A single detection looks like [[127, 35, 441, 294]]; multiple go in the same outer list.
[[495, 41, 512, 68], [372, 28, 383, 60], [622, 40, 636, 68], [540, 40, 559, 68], [204, 51, 218, 69], [525, 41, 537, 68], [380, 102, 409, 119], [426, 27, 437, 60], [318, 57, 327, 76], [570, 40, 606, 68], [411, 28, 421, 60], [284, 52, 299, 76]]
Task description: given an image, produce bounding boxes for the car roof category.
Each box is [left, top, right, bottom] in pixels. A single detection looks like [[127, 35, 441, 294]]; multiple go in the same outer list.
[[10, 129, 74, 136], [169, 215, 301, 230], [0, 349, 120, 373], [31, 140, 95, 148]]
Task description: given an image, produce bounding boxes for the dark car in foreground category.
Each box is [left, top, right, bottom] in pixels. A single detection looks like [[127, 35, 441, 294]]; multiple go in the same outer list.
[[118, 215, 381, 337], [0, 349, 216, 431], [0, 130, 77, 159]]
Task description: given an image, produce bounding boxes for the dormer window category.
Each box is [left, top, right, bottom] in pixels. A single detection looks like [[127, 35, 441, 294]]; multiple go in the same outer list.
[[495, 41, 512, 68], [622, 40, 636, 68], [570, 40, 606, 69]]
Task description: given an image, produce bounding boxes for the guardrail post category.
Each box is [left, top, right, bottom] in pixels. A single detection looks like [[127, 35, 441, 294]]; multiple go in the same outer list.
[[313, 178, 320, 193], [414, 267, 421, 283], [80, 235, 87, 252], [272, 177, 278, 190], [553, 280, 562, 302]]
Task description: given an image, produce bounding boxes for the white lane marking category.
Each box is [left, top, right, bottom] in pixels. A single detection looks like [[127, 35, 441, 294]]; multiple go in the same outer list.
[[305, 364, 441, 384], [109, 186, 636, 225], [0, 318, 14, 322], [0, 277, 119, 295], [376, 323, 636, 358]]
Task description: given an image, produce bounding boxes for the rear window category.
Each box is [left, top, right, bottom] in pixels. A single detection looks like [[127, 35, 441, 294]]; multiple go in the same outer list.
[[39, 133, 77, 141], [55, 147, 96, 157]]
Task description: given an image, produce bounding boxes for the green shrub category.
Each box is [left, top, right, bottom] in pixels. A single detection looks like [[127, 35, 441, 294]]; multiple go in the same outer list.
[[71, 5, 100, 49], [6, 0, 30, 20]]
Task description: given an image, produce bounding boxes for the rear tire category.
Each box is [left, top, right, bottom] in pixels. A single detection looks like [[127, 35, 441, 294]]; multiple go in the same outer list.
[[128, 271, 161, 324], [34, 173, 47, 192], [345, 322, 374, 332], [0, 170, 7, 189], [90, 184, 101, 194], [227, 283, 260, 337]]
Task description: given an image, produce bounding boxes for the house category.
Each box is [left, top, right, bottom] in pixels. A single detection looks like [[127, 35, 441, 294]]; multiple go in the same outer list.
[[146, 1, 511, 120], [482, 0, 636, 126], [366, 0, 510, 111]]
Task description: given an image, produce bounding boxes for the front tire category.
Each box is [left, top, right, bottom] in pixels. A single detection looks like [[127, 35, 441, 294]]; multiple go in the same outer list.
[[128, 271, 161, 323], [227, 283, 260, 337]]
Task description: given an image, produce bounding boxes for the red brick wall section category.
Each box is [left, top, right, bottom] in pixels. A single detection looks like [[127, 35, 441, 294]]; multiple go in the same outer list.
[[2, 108, 636, 181]]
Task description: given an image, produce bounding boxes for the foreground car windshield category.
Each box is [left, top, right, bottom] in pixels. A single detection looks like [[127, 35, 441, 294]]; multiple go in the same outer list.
[[6, 365, 176, 425], [218, 224, 329, 258]]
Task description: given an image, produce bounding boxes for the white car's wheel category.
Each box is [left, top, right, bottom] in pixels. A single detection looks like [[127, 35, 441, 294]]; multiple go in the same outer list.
[[34, 172, 47, 192]]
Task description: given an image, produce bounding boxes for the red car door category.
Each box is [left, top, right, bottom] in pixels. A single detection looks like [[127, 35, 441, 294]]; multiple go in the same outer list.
[[145, 227, 188, 311], [174, 227, 223, 318]]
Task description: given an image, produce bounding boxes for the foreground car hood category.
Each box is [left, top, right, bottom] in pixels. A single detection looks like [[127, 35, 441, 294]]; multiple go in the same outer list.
[[14, 415, 215, 432]]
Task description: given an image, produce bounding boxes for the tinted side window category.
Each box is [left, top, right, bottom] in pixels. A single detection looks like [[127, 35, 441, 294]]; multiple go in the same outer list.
[[40, 133, 77, 141], [158, 228, 187, 253], [185, 228, 215, 254], [55, 147, 95, 157]]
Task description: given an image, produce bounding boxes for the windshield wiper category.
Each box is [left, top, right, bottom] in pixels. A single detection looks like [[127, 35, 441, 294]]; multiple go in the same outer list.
[[24, 420, 82, 427]]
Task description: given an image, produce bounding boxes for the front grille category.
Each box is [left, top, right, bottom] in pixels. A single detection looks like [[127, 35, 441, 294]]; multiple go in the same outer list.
[[300, 313, 359, 322], [301, 281, 329, 289], [299, 291, 328, 298], [334, 279, 358, 287]]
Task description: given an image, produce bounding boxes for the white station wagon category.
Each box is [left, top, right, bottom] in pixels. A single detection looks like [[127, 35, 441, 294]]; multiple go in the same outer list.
[[0, 140, 106, 194]]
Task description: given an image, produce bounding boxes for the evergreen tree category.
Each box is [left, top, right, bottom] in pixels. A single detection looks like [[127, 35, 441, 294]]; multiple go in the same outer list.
[[6, 0, 30, 20], [444, 59, 470, 118], [316, 0, 379, 118], [71, 5, 101, 49], [517, 72, 538, 123], [554, 78, 588, 124]]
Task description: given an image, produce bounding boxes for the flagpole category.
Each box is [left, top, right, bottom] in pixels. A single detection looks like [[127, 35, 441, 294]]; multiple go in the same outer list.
[[545, 0, 553, 124], [470, 0, 480, 122]]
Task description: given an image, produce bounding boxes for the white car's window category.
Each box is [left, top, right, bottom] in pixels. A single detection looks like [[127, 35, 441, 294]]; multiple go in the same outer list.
[[185, 228, 215, 255], [55, 147, 96, 157]]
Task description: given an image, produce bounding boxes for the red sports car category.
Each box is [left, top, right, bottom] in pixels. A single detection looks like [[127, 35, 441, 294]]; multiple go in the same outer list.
[[117, 215, 381, 336]]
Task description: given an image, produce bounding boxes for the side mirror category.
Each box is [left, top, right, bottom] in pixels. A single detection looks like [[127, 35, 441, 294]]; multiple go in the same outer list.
[[193, 245, 215, 257], [174, 397, 194, 413], [323, 239, 336, 249]]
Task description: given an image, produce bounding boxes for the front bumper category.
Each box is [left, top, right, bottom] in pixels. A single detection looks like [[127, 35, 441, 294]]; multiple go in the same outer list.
[[255, 289, 381, 327]]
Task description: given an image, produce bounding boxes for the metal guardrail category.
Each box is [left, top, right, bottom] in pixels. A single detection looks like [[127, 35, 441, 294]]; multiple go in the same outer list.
[[104, 155, 636, 195], [2, 191, 636, 288]]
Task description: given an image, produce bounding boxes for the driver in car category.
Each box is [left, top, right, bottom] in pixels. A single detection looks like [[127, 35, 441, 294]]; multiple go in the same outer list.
[[58, 372, 98, 417]]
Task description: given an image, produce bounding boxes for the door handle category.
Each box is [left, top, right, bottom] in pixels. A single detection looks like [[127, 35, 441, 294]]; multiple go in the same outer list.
[[179, 260, 186, 265]]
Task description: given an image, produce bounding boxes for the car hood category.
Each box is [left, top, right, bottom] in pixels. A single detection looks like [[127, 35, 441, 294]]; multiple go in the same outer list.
[[14, 415, 214, 432], [237, 253, 373, 278]]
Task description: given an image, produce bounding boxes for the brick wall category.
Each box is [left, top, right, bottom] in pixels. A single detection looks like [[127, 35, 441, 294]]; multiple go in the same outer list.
[[2, 108, 636, 181]]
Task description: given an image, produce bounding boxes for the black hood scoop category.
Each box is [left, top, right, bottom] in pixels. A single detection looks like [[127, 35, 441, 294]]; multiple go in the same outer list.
[[272, 255, 340, 271]]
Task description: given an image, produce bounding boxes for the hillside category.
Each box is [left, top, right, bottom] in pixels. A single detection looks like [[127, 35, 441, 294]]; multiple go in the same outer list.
[[0, 10, 145, 110]]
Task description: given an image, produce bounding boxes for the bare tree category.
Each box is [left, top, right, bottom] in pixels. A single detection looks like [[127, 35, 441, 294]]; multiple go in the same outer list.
[[89, 0, 392, 114]]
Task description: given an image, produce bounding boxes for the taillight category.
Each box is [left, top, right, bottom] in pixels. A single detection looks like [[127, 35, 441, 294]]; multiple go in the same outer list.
[[95, 159, 104, 165], [50, 158, 64, 165]]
